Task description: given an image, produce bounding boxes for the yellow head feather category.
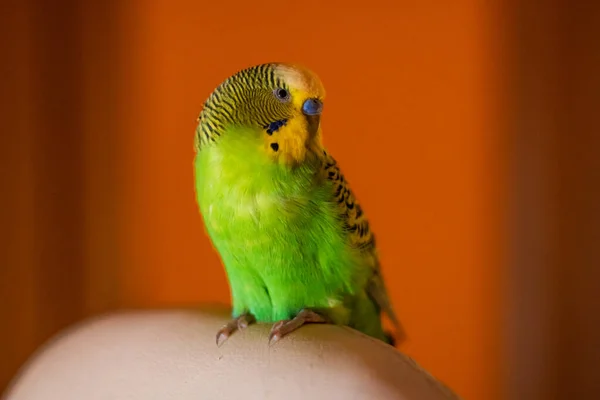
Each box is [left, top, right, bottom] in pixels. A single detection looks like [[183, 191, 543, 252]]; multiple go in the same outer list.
[[266, 63, 326, 165]]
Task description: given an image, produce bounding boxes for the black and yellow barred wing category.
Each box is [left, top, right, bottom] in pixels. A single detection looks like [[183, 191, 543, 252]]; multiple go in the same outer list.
[[321, 149, 403, 336]]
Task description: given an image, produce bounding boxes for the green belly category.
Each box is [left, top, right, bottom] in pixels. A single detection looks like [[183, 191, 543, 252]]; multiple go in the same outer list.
[[205, 195, 357, 323]]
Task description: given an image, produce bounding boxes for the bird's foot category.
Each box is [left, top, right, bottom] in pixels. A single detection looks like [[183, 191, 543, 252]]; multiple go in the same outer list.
[[268, 309, 328, 345], [216, 312, 255, 347]]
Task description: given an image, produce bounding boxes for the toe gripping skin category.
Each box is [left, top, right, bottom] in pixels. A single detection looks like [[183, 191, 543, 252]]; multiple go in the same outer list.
[[268, 309, 328, 345], [216, 313, 256, 347], [215, 309, 330, 347]]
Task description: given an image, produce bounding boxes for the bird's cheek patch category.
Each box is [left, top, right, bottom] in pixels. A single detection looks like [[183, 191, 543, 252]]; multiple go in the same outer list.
[[262, 117, 322, 166]]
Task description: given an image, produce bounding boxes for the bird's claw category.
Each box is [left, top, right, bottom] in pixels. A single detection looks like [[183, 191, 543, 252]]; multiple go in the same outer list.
[[268, 309, 328, 346], [215, 313, 255, 347], [268, 320, 288, 345]]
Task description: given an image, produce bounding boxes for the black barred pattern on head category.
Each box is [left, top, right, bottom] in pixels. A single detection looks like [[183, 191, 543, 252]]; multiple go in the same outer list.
[[195, 64, 290, 151]]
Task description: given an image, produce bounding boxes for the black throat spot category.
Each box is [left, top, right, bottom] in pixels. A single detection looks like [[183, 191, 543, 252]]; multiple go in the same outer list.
[[265, 119, 288, 135]]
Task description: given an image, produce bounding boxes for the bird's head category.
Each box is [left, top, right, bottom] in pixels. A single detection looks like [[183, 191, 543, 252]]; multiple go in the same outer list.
[[196, 62, 326, 165]]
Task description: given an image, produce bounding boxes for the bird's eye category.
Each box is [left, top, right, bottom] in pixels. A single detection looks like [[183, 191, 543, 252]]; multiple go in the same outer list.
[[274, 88, 291, 102]]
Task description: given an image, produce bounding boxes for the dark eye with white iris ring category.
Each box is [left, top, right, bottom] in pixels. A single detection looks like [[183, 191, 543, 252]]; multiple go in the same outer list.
[[274, 88, 291, 102]]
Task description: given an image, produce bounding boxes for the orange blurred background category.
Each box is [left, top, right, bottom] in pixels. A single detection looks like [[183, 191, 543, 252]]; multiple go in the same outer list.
[[1, 1, 599, 399]]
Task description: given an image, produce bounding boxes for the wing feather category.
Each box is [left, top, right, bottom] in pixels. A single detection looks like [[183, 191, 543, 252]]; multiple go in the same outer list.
[[320, 150, 404, 337]]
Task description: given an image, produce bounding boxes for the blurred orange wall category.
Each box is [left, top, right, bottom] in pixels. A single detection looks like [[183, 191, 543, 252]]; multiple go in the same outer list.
[[1, 1, 505, 399]]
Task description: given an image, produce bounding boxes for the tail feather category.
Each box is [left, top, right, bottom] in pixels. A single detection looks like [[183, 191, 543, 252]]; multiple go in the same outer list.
[[385, 331, 396, 347]]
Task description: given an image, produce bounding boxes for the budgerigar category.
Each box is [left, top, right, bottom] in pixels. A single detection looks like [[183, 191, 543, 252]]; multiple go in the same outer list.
[[193, 62, 403, 346]]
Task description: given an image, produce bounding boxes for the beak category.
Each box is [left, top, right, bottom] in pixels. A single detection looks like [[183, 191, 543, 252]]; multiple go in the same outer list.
[[302, 98, 323, 116], [302, 98, 323, 137]]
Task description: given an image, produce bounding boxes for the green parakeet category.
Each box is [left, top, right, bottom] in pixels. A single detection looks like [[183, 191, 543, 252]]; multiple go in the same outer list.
[[194, 62, 403, 346]]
